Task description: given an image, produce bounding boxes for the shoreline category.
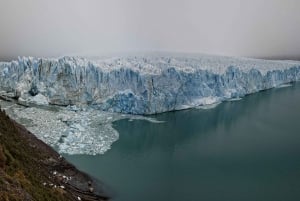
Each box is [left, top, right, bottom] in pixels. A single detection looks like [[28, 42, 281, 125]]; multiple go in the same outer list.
[[0, 108, 110, 200]]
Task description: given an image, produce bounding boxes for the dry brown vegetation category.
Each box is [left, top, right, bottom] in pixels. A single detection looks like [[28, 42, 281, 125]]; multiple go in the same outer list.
[[0, 108, 109, 201]]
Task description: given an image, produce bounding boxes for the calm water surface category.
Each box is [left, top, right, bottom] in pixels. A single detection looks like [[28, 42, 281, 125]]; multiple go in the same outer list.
[[65, 83, 300, 201]]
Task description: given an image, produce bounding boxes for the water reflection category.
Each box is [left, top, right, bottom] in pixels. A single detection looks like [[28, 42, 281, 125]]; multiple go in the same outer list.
[[65, 83, 300, 201], [113, 83, 299, 153]]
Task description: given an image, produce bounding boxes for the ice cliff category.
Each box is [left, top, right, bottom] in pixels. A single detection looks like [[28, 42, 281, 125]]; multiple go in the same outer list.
[[1, 54, 300, 114]]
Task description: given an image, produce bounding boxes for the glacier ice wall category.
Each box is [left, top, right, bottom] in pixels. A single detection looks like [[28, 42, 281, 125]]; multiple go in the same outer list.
[[1, 55, 300, 114]]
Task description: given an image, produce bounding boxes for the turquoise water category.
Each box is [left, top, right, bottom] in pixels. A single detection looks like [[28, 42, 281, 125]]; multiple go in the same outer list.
[[65, 83, 300, 201]]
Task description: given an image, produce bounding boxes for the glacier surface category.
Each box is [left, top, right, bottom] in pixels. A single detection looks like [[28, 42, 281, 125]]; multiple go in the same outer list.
[[0, 99, 163, 155], [1, 54, 300, 114]]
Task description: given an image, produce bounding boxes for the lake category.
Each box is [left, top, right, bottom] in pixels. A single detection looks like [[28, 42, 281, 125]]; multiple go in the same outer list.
[[65, 82, 300, 201]]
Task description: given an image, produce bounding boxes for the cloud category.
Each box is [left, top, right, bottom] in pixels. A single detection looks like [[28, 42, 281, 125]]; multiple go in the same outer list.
[[0, 0, 299, 60]]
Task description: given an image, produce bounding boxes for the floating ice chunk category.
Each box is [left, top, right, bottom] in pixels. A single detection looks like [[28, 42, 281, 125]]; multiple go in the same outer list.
[[128, 116, 165, 123], [276, 83, 293, 88], [1, 101, 162, 155], [227, 97, 242, 102], [196, 102, 221, 110]]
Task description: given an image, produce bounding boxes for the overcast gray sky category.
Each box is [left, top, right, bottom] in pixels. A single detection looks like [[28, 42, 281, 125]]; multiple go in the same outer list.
[[0, 0, 299, 60]]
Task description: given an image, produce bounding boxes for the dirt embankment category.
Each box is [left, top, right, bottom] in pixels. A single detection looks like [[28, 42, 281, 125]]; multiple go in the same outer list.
[[0, 108, 110, 201]]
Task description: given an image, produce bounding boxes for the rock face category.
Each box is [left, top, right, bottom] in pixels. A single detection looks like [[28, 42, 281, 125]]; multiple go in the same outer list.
[[1, 55, 300, 114]]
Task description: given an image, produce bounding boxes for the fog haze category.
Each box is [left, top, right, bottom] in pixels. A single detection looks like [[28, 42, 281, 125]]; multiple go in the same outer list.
[[0, 0, 299, 60]]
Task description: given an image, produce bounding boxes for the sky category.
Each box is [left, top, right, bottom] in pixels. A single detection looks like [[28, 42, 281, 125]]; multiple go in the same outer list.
[[0, 0, 300, 60]]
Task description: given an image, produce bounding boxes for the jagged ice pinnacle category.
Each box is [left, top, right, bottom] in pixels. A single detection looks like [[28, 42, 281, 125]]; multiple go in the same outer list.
[[1, 54, 300, 114]]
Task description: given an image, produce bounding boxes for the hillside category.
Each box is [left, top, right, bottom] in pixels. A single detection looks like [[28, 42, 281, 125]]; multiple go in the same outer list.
[[0, 108, 109, 201]]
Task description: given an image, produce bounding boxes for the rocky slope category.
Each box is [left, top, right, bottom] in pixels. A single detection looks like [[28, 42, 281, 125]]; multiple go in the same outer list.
[[0, 108, 109, 201], [1, 55, 300, 114]]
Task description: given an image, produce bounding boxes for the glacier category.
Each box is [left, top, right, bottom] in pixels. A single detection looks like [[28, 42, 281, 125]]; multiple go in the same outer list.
[[1, 54, 300, 115], [1, 54, 300, 155], [0, 99, 163, 155]]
